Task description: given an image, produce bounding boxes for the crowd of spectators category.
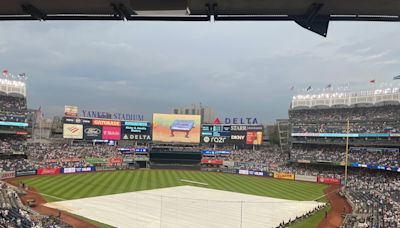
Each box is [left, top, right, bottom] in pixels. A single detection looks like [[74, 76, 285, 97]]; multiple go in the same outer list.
[[0, 136, 27, 155], [0, 95, 26, 111], [291, 145, 400, 167], [228, 147, 288, 172], [290, 104, 400, 134], [276, 204, 327, 228], [343, 170, 400, 228]]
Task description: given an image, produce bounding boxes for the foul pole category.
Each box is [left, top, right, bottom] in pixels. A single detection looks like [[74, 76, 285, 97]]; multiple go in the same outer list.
[[344, 118, 350, 187]]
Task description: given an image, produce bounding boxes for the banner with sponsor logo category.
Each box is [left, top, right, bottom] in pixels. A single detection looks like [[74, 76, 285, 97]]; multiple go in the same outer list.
[[0, 171, 16, 180], [134, 157, 149, 161], [295, 174, 317, 182], [62, 166, 96, 174], [102, 126, 121, 140], [37, 168, 61, 175], [246, 131, 263, 145], [230, 131, 246, 144], [317, 177, 341, 185], [63, 124, 83, 139], [15, 170, 37, 177], [153, 113, 201, 143], [237, 169, 267, 176], [86, 157, 108, 164], [64, 105, 78, 117], [273, 172, 295, 180], [223, 160, 234, 167], [109, 157, 123, 164], [92, 119, 121, 127], [201, 159, 223, 165], [121, 121, 152, 141], [63, 117, 91, 125], [83, 125, 102, 140]]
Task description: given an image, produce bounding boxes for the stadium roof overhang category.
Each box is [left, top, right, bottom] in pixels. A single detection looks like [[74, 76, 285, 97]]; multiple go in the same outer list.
[[1, 0, 400, 37]]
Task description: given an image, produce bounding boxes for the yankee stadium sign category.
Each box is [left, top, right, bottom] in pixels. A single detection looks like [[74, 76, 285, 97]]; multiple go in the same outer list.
[[82, 110, 144, 121]]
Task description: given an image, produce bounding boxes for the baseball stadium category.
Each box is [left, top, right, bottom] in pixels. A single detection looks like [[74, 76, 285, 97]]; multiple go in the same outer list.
[[1, 1, 400, 228], [1, 72, 400, 227]]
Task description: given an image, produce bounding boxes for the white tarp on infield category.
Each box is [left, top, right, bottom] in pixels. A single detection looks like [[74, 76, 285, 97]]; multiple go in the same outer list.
[[45, 186, 324, 228]]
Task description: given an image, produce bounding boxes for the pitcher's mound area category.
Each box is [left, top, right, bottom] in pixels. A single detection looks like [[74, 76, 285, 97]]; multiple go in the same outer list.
[[45, 186, 324, 228]]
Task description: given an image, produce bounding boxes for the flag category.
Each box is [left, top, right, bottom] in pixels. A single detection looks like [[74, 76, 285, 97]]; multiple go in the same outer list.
[[18, 73, 26, 77], [290, 86, 294, 91], [394, 75, 400, 80], [326, 84, 332, 89], [306, 86, 312, 91], [2, 69, 8, 76], [370, 80, 375, 83]]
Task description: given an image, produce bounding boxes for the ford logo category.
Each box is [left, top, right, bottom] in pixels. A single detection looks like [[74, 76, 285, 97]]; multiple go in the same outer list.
[[85, 128, 101, 134]]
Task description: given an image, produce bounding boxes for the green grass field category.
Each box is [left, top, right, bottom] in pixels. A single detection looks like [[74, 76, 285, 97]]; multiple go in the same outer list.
[[20, 170, 329, 227]]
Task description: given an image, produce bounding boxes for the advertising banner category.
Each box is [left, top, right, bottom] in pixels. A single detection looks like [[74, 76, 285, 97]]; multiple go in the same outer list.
[[122, 121, 152, 141], [92, 119, 121, 127], [134, 157, 150, 161], [237, 169, 267, 176], [0, 171, 16, 180], [109, 157, 123, 164], [63, 167, 76, 174], [64, 105, 78, 117], [246, 131, 263, 145], [63, 117, 91, 125], [86, 157, 108, 164], [15, 170, 37, 177], [75, 167, 95, 172], [273, 172, 295, 180], [83, 125, 102, 140], [223, 160, 235, 167], [295, 174, 317, 182], [63, 124, 83, 139], [317, 177, 341, 185], [37, 168, 61, 175], [152, 113, 201, 143], [230, 131, 246, 144], [102, 126, 121, 140], [201, 159, 223, 165], [202, 136, 229, 144]]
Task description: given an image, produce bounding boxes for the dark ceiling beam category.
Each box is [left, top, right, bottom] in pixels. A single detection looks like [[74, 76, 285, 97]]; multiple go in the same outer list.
[[21, 4, 46, 20], [294, 3, 329, 37]]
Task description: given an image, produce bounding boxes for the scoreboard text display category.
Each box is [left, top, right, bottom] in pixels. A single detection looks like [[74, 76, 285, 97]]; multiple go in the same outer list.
[[201, 124, 263, 145], [122, 121, 152, 141]]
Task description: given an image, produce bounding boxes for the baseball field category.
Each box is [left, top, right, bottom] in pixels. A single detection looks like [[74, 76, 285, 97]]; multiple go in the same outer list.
[[18, 170, 330, 228]]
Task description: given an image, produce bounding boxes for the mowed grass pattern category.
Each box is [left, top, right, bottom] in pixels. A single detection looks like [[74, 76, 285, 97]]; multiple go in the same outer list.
[[21, 170, 327, 203]]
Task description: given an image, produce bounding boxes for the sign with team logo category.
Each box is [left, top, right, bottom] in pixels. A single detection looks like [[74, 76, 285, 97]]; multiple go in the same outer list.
[[63, 124, 83, 139], [83, 125, 102, 140]]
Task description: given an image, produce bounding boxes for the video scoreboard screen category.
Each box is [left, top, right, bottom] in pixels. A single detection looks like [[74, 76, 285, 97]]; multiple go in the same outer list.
[[201, 125, 231, 137]]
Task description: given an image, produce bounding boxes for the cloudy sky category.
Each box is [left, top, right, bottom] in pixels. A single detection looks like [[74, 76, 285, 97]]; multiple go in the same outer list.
[[0, 20, 399, 123]]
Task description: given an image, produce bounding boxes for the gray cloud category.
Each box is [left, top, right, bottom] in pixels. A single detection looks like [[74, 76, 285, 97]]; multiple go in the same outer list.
[[0, 21, 400, 123]]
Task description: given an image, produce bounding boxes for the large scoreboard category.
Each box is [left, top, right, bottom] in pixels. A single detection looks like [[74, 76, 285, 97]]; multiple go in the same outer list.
[[201, 124, 263, 145]]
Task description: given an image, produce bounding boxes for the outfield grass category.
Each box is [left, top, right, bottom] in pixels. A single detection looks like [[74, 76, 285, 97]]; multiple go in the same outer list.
[[20, 170, 329, 227]]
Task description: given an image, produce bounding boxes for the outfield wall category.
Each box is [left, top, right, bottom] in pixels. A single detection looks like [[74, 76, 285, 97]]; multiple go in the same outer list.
[[4, 166, 341, 185]]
